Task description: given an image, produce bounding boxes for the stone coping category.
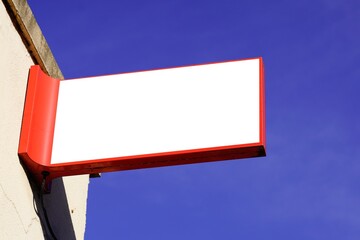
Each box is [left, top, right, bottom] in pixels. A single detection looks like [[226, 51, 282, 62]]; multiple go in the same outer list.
[[3, 0, 63, 79]]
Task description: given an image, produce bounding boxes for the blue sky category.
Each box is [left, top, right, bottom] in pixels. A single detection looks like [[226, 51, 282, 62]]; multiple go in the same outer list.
[[28, 0, 360, 239]]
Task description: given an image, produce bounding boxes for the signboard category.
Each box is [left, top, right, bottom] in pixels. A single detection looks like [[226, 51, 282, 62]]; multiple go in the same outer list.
[[18, 58, 265, 182]]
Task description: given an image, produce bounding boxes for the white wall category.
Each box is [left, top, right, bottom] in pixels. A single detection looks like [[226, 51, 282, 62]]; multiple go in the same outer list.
[[0, 1, 89, 239]]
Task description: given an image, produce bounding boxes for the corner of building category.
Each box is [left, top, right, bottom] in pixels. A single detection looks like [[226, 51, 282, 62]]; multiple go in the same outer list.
[[0, 0, 89, 239]]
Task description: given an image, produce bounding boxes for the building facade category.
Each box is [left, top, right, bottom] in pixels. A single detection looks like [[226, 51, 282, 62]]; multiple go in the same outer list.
[[0, 0, 89, 239]]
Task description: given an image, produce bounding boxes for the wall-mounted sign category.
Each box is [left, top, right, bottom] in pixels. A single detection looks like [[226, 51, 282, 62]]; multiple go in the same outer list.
[[18, 58, 265, 182]]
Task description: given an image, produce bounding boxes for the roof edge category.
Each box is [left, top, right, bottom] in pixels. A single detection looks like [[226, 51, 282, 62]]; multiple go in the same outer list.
[[3, 0, 63, 79]]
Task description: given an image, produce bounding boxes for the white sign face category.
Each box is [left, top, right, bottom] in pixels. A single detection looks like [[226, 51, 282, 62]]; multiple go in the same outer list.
[[51, 58, 262, 164]]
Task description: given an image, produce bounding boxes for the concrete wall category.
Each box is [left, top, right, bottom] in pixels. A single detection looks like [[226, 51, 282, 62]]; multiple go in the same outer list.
[[0, 0, 89, 239]]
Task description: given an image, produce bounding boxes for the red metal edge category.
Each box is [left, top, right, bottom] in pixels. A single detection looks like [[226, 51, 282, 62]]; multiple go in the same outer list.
[[65, 56, 264, 81], [259, 57, 266, 153], [18, 65, 60, 184], [47, 143, 266, 179]]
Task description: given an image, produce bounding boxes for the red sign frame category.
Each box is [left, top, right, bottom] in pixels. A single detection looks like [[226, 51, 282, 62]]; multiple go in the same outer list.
[[18, 58, 266, 185]]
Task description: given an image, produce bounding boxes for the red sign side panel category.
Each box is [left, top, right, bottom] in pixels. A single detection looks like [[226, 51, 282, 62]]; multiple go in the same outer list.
[[18, 66, 60, 175]]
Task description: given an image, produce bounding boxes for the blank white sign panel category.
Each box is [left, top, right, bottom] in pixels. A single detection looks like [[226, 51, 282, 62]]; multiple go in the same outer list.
[[51, 59, 260, 164]]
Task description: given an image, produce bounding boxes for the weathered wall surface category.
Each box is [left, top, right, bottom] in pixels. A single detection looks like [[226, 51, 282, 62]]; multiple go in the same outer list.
[[0, 0, 89, 239]]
